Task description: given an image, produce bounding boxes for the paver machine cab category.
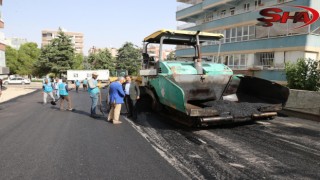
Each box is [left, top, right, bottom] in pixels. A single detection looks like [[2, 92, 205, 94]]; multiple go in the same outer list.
[[140, 29, 289, 127]]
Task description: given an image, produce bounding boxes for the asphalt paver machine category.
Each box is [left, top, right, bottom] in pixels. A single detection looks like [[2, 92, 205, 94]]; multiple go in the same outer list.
[[140, 29, 289, 126]]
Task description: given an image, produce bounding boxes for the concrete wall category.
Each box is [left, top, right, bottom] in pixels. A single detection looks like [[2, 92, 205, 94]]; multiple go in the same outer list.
[[285, 89, 320, 116]]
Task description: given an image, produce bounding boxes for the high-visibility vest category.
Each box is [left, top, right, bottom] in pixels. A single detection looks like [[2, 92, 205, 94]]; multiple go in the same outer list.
[[43, 83, 53, 93], [59, 83, 68, 96], [88, 79, 99, 95]]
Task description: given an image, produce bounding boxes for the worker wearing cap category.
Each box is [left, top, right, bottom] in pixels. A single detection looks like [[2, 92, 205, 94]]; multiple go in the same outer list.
[[88, 72, 100, 118]]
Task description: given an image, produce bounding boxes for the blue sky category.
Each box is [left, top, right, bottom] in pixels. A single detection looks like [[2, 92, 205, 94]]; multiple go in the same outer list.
[[3, 0, 178, 54]]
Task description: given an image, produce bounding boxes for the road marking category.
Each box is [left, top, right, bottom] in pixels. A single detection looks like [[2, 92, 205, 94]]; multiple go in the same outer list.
[[229, 163, 245, 168], [277, 138, 320, 157]]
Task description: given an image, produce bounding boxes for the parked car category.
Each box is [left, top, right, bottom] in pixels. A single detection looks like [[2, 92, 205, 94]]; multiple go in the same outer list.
[[3, 77, 31, 85]]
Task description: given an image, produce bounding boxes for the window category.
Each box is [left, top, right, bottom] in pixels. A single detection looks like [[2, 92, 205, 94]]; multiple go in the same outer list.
[[221, 10, 226, 17], [230, 28, 236, 42], [228, 55, 234, 67], [224, 56, 229, 65], [256, 52, 275, 67], [255, 0, 262, 8], [249, 26, 255, 40], [230, 7, 235, 15], [244, 3, 250, 11], [225, 29, 231, 43], [240, 54, 248, 69], [237, 27, 243, 41]]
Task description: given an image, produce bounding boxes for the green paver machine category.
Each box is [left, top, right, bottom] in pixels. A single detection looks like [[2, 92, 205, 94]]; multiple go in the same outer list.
[[140, 29, 289, 126]]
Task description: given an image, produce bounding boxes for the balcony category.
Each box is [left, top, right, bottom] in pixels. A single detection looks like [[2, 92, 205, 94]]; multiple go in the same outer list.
[[177, 0, 203, 11], [180, 0, 299, 31], [177, 2, 203, 21], [176, 34, 314, 57], [203, 0, 233, 10]]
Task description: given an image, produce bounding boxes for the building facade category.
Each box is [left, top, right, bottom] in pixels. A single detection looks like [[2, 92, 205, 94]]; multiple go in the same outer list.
[[176, 0, 320, 81], [0, 0, 9, 78], [5, 37, 28, 50], [147, 45, 174, 61], [88, 46, 118, 57], [42, 29, 84, 54]]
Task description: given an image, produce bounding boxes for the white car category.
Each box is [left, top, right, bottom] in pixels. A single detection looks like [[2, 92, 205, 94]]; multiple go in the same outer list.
[[3, 77, 31, 85]]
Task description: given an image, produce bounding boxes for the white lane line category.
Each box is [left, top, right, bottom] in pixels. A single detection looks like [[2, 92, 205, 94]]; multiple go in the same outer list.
[[276, 138, 320, 157]]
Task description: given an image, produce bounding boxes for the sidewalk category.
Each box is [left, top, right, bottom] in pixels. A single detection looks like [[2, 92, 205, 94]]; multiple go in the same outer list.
[[0, 82, 42, 103]]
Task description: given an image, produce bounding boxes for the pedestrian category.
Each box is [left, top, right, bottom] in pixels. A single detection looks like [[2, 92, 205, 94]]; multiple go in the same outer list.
[[123, 75, 140, 120], [83, 78, 88, 91], [107, 77, 126, 124], [53, 78, 61, 99], [75, 80, 81, 93], [59, 78, 73, 111], [43, 79, 55, 105], [88, 72, 100, 118]]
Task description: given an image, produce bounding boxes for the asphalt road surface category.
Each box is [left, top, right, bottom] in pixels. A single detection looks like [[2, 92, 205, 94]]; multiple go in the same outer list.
[[132, 97, 320, 180], [0, 89, 319, 180], [0, 90, 184, 180]]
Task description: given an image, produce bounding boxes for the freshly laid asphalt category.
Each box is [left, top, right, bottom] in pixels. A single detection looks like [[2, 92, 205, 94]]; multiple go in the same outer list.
[[0, 89, 185, 180]]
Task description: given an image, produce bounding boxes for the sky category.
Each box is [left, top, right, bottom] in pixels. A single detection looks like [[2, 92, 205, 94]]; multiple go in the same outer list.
[[3, 0, 178, 54]]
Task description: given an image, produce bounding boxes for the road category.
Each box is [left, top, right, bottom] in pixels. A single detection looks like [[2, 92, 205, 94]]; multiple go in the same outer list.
[[132, 97, 320, 180], [0, 90, 184, 180], [0, 88, 319, 180]]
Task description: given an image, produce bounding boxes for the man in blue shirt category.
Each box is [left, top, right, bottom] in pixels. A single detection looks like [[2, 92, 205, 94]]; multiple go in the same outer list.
[[107, 77, 125, 124], [88, 72, 100, 118]]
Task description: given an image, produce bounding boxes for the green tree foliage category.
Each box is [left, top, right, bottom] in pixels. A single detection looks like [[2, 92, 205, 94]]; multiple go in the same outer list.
[[35, 30, 75, 77], [17, 43, 40, 76], [116, 42, 141, 75], [285, 58, 320, 91], [5, 43, 40, 76], [5, 46, 19, 74], [166, 51, 176, 60], [87, 49, 115, 72], [73, 54, 84, 70]]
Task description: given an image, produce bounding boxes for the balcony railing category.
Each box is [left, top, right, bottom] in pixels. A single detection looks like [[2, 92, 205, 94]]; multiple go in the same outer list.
[[180, 0, 293, 30], [177, 0, 203, 11]]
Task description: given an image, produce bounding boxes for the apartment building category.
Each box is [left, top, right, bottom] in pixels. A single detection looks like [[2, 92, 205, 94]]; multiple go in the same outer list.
[[88, 46, 118, 57], [147, 45, 174, 61], [176, 0, 320, 80], [0, 0, 9, 78], [5, 37, 28, 50], [42, 29, 84, 54]]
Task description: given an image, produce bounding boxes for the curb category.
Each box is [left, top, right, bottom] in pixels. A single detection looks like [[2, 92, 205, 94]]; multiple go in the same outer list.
[[280, 109, 320, 122], [0, 89, 41, 105]]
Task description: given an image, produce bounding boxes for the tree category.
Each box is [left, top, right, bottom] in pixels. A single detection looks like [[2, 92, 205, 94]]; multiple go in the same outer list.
[[5, 43, 40, 76], [5, 46, 19, 74], [285, 58, 320, 91], [166, 51, 175, 60], [36, 29, 75, 77], [17, 43, 40, 76], [116, 42, 141, 75], [73, 53, 84, 70], [88, 49, 115, 72], [34, 45, 52, 77]]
